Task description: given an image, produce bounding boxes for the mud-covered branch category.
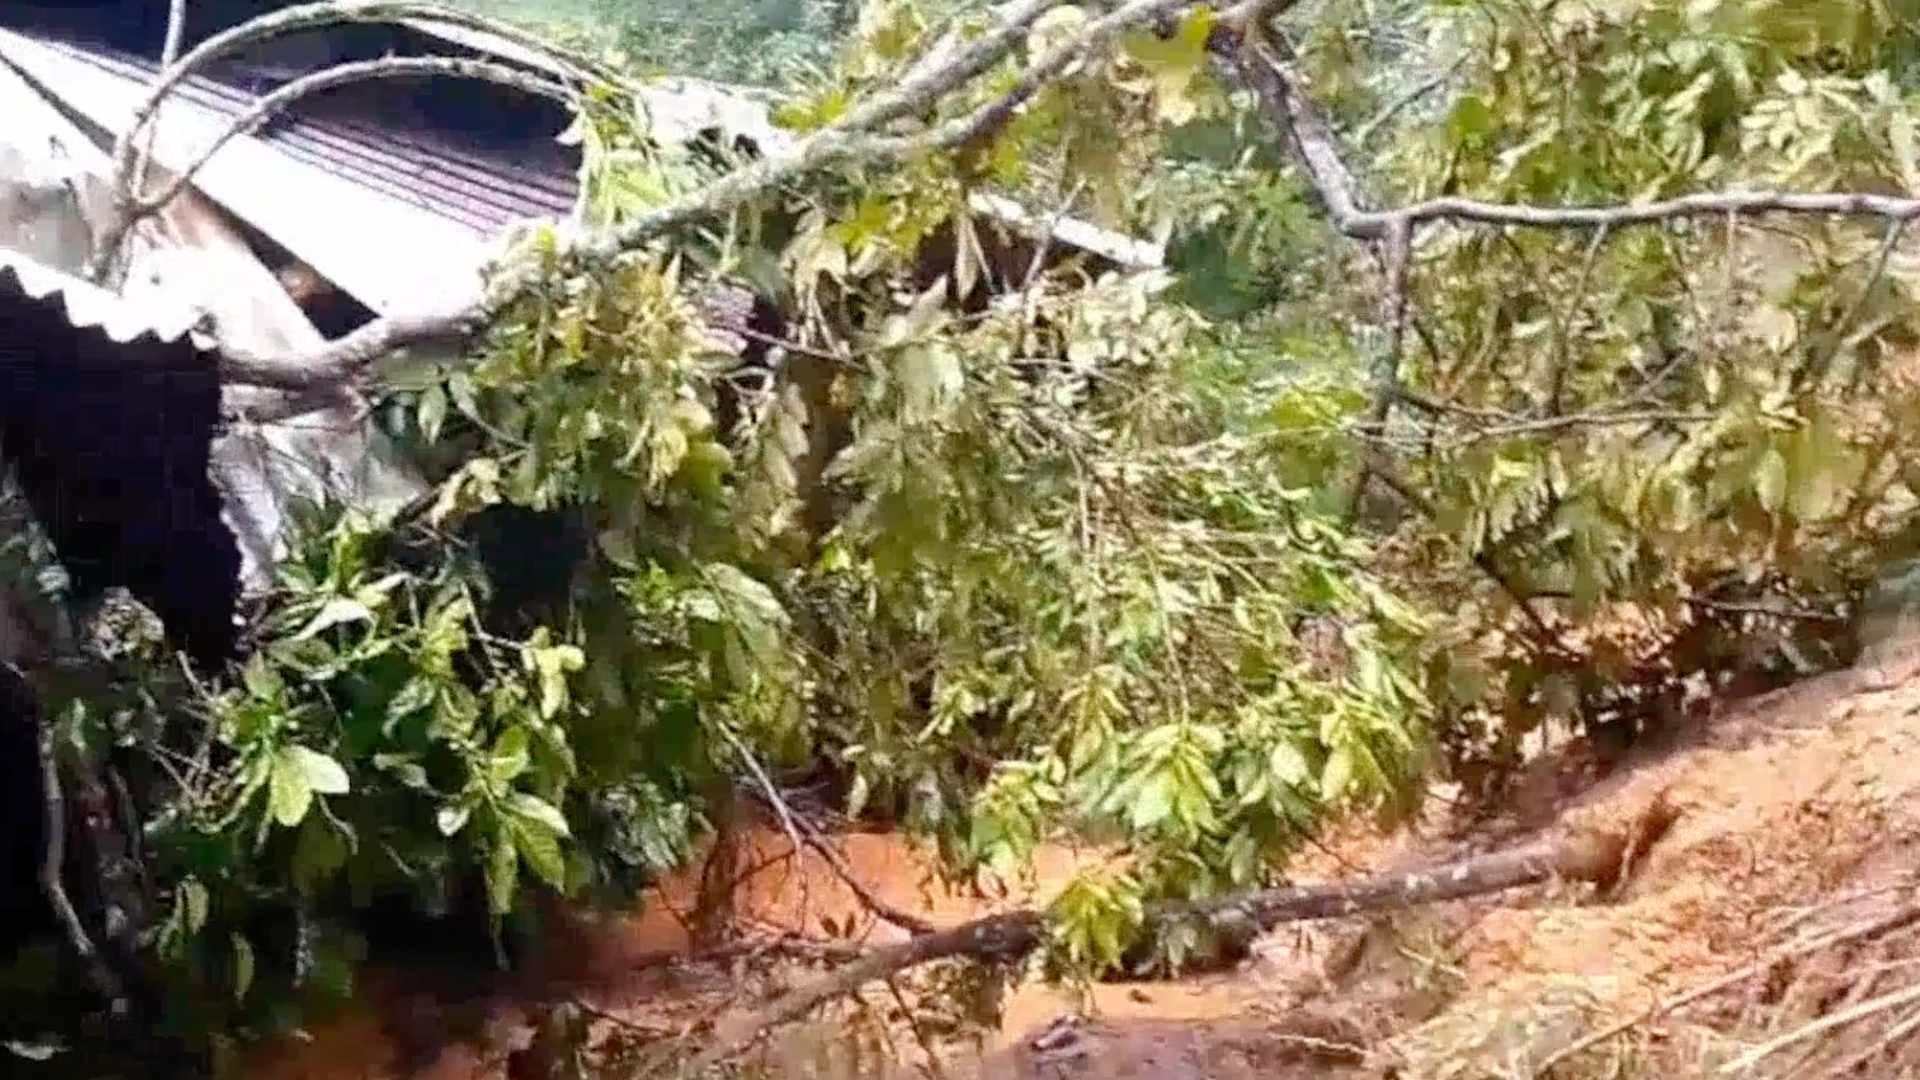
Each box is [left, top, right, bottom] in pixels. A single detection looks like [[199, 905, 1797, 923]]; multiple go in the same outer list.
[[683, 816, 1658, 1073]]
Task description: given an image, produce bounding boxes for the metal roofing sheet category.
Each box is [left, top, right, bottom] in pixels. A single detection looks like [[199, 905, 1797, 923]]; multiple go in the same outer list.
[[0, 27, 494, 316], [0, 247, 208, 347], [0, 243, 240, 667], [40, 35, 580, 236]]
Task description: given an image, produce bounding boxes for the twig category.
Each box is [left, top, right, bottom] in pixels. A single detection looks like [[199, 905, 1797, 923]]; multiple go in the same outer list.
[[1443, 409, 1717, 444], [1798, 217, 1908, 387], [36, 709, 126, 1006], [1820, 1001, 1920, 1079], [1550, 222, 1610, 415], [1721, 978, 1920, 1074], [92, 56, 573, 279], [1352, 58, 1464, 147], [1689, 598, 1847, 624], [718, 722, 935, 938], [1364, 453, 1566, 650], [1534, 899, 1920, 1075]]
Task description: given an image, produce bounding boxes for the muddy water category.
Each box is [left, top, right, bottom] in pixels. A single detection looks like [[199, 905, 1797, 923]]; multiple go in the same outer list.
[[239, 826, 1115, 1079]]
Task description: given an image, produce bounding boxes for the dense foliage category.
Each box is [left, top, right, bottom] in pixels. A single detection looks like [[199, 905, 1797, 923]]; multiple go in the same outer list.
[[445, 0, 860, 84], [9, 0, 1920, 1062]]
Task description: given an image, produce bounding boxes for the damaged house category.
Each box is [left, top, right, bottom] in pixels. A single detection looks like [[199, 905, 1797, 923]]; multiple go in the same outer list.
[[0, 0, 1166, 1016], [0, 0, 1163, 672]]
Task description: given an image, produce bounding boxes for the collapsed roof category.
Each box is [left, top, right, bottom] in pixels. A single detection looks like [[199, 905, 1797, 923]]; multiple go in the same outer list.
[[0, 1, 1167, 663], [0, 2, 1161, 321]]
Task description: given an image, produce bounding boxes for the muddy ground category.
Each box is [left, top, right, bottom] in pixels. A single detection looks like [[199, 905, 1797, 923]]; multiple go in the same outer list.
[[245, 648, 1920, 1079]]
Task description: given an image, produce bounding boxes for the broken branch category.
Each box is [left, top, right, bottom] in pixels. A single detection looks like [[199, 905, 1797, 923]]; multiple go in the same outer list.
[[685, 818, 1639, 1073]]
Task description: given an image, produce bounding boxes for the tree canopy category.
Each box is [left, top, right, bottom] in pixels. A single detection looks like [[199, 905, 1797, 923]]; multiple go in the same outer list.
[[8, 0, 1920, 1072]]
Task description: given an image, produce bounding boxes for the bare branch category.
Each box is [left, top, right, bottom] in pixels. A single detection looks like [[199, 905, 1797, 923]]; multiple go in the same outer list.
[[1364, 453, 1567, 650], [1352, 58, 1463, 147], [1434, 409, 1717, 445], [1536, 895, 1920, 1075], [1800, 218, 1909, 387], [90, 55, 573, 279], [161, 0, 189, 68], [94, 1, 620, 280], [36, 705, 126, 1007], [846, 0, 1063, 134], [1224, 28, 1920, 241], [185, 0, 1920, 410], [198, 0, 1206, 400], [715, 720, 936, 938], [853, 0, 1194, 162], [1550, 222, 1610, 414], [1343, 215, 1413, 522]]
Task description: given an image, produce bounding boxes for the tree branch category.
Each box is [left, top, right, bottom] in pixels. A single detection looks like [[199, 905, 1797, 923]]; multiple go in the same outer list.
[[680, 815, 1651, 1073], [36, 704, 126, 1008], [1221, 25, 1920, 242], [716, 720, 936, 938], [93, 1, 616, 280], [189, 0, 1206, 401], [172, 0, 1920, 413], [1352, 57, 1463, 147], [90, 56, 574, 281], [162, 0, 189, 68]]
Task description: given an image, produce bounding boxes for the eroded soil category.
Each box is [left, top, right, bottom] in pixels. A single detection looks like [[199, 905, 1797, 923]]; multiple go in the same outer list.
[[245, 648, 1920, 1079]]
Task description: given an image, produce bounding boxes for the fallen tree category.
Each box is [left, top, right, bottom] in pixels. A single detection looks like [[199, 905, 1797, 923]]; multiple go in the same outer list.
[[682, 801, 1674, 1074], [4, 0, 1920, 1070]]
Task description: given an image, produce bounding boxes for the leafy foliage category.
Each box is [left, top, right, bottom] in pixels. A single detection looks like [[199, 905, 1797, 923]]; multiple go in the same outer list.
[[11, 0, 1920, 1056]]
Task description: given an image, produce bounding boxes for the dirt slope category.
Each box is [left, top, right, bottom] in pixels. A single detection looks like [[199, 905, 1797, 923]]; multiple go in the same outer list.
[[245, 650, 1920, 1079]]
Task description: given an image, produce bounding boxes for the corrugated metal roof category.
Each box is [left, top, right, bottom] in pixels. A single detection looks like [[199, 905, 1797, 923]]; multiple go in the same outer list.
[[0, 27, 497, 315], [0, 245, 240, 667], [37, 35, 579, 237], [0, 247, 209, 347]]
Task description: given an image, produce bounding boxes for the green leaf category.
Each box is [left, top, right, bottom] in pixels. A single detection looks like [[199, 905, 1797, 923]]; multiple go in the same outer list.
[[1755, 447, 1789, 514], [1128, 773, 1175, 831], [292, 811, 351, 897], [293, 598, 375, 642], [509, 816, 567, 888], [506, 792, 572, 840], [1122, 7, 1218, 125], [438, 802, 473, 837], [1268, 741, 1311, 788], [418, 383, 449, 444], [287, 746, 350, 795], [231, 934, 255, 1003], [181, 879, 209, 936], [1320, 745, 1355, 804], [385, 677, 436, 727], [1894, 111, 1920, 191], [269, 752, 314, 829], [488, 728, 532, 787]]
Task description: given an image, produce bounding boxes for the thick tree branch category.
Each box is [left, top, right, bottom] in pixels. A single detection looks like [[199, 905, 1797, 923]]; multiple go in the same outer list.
[[194, 0, 1206, 401], [855, 0, 1194, 161], [682, 816, 1650, 1073], [177, 0, 1920, 411], [161, 0, 189, 69], [1222, 25, 1920, 242]]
